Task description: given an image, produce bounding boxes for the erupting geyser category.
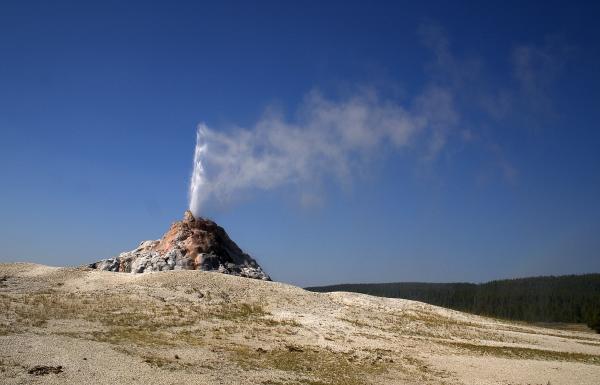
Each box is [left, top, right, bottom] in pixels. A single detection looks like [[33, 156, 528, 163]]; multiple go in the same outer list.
[[189, 124, 208, 217], [89, 126, 270, 280]]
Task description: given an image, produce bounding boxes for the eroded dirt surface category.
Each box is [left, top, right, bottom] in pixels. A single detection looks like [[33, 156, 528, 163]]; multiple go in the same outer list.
[[1, 263, 599, 385]]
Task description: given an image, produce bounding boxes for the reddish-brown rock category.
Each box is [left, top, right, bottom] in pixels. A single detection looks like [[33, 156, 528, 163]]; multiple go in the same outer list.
[[89, 211, 270, 280]]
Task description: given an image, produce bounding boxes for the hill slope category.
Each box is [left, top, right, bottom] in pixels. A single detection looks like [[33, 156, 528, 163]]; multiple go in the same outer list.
[[306, 275, 600, 333], [1, 263, 600, 384]]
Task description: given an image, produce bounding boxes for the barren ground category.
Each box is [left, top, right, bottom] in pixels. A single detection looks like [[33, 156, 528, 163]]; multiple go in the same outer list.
[[1, 263, 599, 385]]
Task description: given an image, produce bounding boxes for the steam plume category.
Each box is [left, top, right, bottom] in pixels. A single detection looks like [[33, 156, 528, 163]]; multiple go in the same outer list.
[[188, 88, 458, 216]]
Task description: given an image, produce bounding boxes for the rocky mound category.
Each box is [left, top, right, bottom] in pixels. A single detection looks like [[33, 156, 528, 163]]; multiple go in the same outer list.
[[89, 211, 270, 280]]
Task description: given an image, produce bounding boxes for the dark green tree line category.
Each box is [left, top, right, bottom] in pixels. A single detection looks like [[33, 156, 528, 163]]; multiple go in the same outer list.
[[306, 274, 600, 333]]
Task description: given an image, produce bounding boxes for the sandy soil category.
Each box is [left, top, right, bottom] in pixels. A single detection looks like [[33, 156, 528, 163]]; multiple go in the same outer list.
[[1, 263, 599, 384]]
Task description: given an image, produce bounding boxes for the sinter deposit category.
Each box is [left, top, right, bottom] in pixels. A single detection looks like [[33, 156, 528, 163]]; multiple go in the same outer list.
[[89, 211, 270, 280]]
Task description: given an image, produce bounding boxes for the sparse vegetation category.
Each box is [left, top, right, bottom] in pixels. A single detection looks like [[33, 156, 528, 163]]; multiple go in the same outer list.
[[444, 341, 600, 365], [230, 344, 388, 385], [1, 264, 599, 384], [141, 353, 194, 371]]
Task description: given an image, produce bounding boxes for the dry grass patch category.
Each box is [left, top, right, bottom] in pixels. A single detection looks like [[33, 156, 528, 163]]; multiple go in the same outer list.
[[230, 344, 388, 385], [0, 290, 278, 328], [445, 341, 600, 365], [209, 303, 266, 320], [141, 352, 194, 371]]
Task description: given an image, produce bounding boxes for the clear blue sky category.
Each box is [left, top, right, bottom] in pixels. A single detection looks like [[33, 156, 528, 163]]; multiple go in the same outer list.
[[1, 0, 599, 286]]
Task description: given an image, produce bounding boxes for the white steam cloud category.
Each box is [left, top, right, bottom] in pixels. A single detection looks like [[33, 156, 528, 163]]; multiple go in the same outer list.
[[188, 87, 458, 217], [187, 25, 567, 216]]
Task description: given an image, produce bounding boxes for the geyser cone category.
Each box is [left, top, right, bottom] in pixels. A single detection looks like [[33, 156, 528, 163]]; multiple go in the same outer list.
[[89, 211, 270, 280]]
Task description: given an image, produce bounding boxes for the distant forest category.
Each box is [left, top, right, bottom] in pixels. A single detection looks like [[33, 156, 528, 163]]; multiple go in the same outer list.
[[306, 274, 600, 333]]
